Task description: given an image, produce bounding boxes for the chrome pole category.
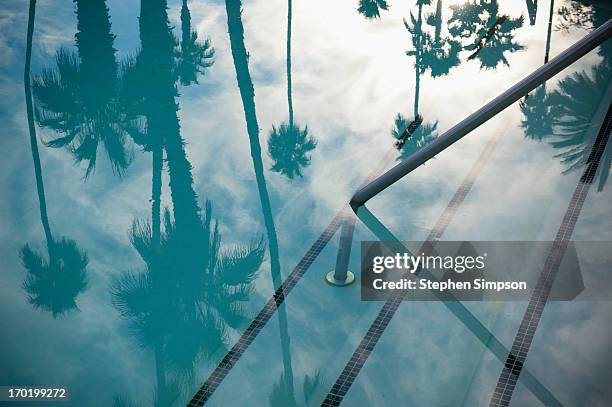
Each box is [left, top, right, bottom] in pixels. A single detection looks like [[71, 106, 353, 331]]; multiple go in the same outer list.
[[325, 215, 356, 286]]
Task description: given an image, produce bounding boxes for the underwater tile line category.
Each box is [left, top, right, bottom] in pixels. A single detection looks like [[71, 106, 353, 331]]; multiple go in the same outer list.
[[489, 102, 612, 407], [321, 129, 505, 407]]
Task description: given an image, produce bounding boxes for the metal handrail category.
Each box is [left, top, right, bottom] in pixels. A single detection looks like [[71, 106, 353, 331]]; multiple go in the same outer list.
[[351, 19, 612, 207]]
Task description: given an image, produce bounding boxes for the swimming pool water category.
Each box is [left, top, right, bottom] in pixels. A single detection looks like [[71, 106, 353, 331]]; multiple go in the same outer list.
[[1, 0, 611, 406]]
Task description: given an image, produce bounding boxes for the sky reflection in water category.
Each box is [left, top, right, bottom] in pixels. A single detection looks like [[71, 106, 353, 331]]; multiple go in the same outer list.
[[0, 0, 611, 406]]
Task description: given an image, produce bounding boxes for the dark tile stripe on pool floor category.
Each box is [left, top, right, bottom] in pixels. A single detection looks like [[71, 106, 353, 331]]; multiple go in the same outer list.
[[489, 101, 612, 407]]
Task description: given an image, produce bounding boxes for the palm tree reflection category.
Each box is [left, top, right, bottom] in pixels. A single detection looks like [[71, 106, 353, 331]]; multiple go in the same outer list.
[[225, 0, 303, 398], [21, 239, 88, 318], [519, 1, 611, 190], [112, 206, 265, 400], [176, 0, 215, 86], [21, 0, 88, 317], [519, 0, 556, 140], [548, 65, 611, 191], [357, 0, 390, 19], [32, 0, 140, 178], [525, 0, 537, 26], [267, 0, 317, 179], [268, 124, 317, 179], [404, 2, 426, 118], [556, 0, 612, 58], [392, 113, 438, 161], [421, 0, 462, 77], [448, 0, 524, 69], [397, 0, 441, 160], [556, 1, 595, 31], [111, 1, 262, 405], [366, 0, 523, 157], [520, 85, 553, 141]]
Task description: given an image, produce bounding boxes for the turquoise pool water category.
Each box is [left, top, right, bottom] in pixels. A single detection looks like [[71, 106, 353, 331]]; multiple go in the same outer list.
[[1, 0, 611, 406]]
